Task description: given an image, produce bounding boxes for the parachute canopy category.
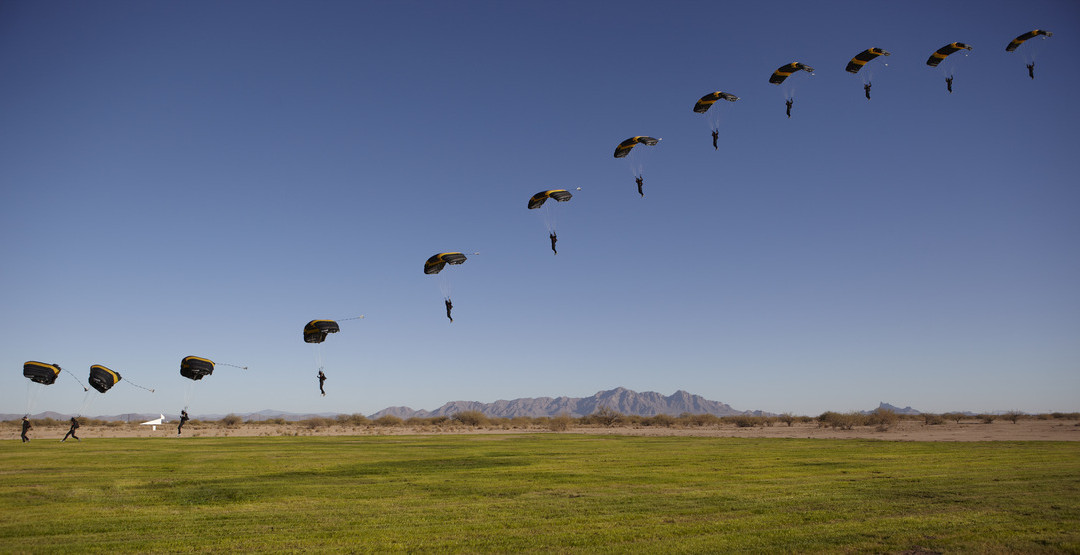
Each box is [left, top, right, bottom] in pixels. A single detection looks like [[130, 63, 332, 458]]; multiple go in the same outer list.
[[926, 42, 972, 67], [304, 320, 340, 344], [180, 356, 214, 381], [89, 365, 122, 393], [613, 136, 660, 158], [769, 62, 814, 84], [1006, 30, 1052, 52], [24, 361, 60, 385], [693, 91, 739, 113], [528, 190, 573, 210], [424, 252, 468, 275], [846, 48, 891, 74]]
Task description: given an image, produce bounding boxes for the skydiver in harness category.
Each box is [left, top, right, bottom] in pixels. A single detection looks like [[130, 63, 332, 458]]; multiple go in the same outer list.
[[1026, 63, 1035, 79], [549, 232, 558, 255], [61, 417, 80, 442], [445, 298, 453, 323], [785, 99, 793, 118], [864, 83, 872, 100], [711, 130, 719, 150], [945, 76, 953, 93], [317, 370, 327, 396], [178, 410, 189, 436], [21, 416, 31, 442], [635, 176, 644, 197]]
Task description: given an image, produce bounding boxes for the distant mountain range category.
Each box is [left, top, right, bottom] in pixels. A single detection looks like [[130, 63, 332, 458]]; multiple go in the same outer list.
[[3, 389, 936, 421]]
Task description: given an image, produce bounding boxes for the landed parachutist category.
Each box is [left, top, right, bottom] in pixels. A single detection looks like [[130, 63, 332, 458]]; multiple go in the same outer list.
[[1026, 63, 1035, 80], [445, 298, 453, 323], [635, 176, 644, 197], [945, 76, 953, 93], [178, 410, 189, 436], [21, 416, 31, 442], [549, 232, 558, 255], [62, 417, 80, 442], [864, 83, 872, 100], [711, 130, 719, 151], [317, 370, 327, 396], [785, 99, 793, 118]]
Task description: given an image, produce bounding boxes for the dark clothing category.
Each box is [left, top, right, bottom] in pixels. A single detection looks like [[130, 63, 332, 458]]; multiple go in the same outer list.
[[635, 176, 644, 197], [945, 76, 953, 93], [711, 130, 719, 150], [785, 99, 793, 118], [62, 418, 79, 442], [178, 411, 189, 435], [864, 83, 872, 100], [318, 371, 327, 396], [1027, 63, 1035, 79], [21, 419, 31, 442], [445, 299, 453, 323], [549, 233, 558, 255]]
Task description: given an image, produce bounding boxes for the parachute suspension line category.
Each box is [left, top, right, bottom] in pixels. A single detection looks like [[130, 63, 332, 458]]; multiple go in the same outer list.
[[183, 380, 197, 411], [77, 389, 96, 418], [25, 381, 43, 416], [63, 367, 89, 392]]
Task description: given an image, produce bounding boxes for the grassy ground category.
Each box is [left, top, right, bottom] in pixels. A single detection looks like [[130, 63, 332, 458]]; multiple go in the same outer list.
[[1, 435, 1077, 553]]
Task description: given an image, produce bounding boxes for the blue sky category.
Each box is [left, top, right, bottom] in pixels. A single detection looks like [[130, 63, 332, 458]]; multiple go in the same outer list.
[[2, 1, 1077, 417]]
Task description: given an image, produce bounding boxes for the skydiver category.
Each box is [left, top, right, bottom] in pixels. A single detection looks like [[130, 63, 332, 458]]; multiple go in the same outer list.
[[785, 99, 793, 118], [945, 76, 953, 93], [635, 176, 644, 197], [549, 232, 558, 255], [317, 370, 327, 396], [711, 130, 719, 150], [1026, 63, 1035, 79], [21, 416, 31, 442], [445, 298, 453, 323], [178, 410, 189, 436], [864, 83, 872, 100], [61, 417, 80, 442]]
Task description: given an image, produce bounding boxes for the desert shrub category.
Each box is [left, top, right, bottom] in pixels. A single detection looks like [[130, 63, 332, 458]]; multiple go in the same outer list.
[[1003, 411, 1024, 424], [866, 408, 899, 430], [922, 413, 945, 425], [728, 415, 762, 428], [679, 413, 721, 427], [266, 417, 286, 425], [942, 412, 966, 424], [453, 411, 490, 427], [300, 417, 333, 430], [220, 414, 243, 428], [978, 414, 997, 424], [338, 413, 369, 426], [818, 411, 863, 430], [582, 406, 623, 427], [373, 415, 403, 427], [642, 414, 675, 427], [510, 416, 533, 428], [548, 413, 572, 432], [778, 413, 796, 427]]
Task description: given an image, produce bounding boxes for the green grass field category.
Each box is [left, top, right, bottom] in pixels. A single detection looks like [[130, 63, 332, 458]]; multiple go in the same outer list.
[[2, 435, 1077, 553]]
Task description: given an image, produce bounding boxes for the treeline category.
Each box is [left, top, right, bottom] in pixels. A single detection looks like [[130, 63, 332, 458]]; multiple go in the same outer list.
[[7, 409, 1077, 432]]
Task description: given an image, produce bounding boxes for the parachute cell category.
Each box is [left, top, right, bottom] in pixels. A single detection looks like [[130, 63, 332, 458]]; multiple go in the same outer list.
[[769, 62, 814, 84], [693, 91, 739, 113], [926, 42, 972, 67], [613, 136, 660, 158], [180, 356, 215, 381], [527, 190, 573, 210], [23, 361, 60, 385], [304, 320, 340, 344], [846, 48, 891, 74], [89, 365, 122, 393], [424, 252, 468, 275], [1006, 30, 1052, 52]]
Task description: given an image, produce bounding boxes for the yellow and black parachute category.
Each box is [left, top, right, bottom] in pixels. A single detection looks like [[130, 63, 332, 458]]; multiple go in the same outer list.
[[180, 356, 215, 381], [528, 190, 573, 210], [769, 62, 814, 84], [926, 42, 972, 67], [846, 48, 891, 74], [23, 361, 60, 385], [693, 91, 739, 113], [89, 365, 121, 393], [1006, 30, 1052, 52], [304, 320, 340, 344], [613, 136, 660, 158], [424, 252, 468, 275]]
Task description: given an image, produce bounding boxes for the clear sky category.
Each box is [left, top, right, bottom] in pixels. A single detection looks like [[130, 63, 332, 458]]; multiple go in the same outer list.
[[2, 1, 1078, 417]]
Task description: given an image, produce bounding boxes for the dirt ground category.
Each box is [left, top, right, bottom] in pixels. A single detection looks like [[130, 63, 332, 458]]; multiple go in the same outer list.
[[7, 418, 1079, 442]]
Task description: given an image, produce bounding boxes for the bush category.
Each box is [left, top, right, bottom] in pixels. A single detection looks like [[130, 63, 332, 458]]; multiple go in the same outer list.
[[642, 414, 675, 427], [582, 406, 623, 427], [1003, 411, 1024, 424], [867, 409, 899, 430], [453, 411, 490, 427], [979, 414, 997, 424], [818, 411, 863, 430], [373, 415, 403, 427], [548, 413, 572, 432], [220, 414, 243, 428]]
